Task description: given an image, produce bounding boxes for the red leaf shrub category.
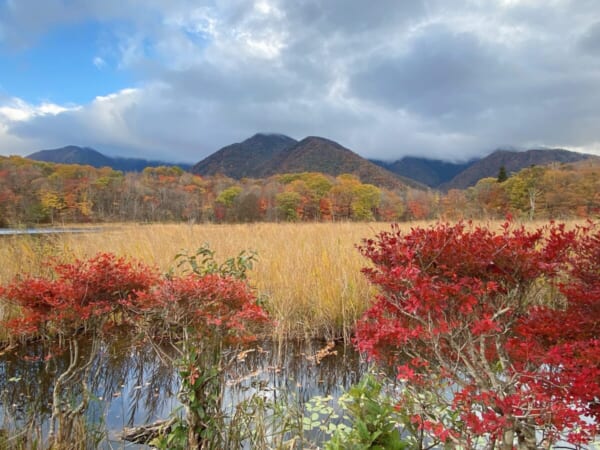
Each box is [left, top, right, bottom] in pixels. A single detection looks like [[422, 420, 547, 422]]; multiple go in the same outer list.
[[356, 221, 599, 448], [137, 273, 269, 344], [2, 253, 159, 336], [509, 223, 600, 442], [2, 251, 269, 344]]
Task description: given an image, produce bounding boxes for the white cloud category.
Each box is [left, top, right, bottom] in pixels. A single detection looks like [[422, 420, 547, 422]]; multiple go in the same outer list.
[[0, 98, 76, 122], [93, 56, 106, 68], [0, 97, 80, 153]]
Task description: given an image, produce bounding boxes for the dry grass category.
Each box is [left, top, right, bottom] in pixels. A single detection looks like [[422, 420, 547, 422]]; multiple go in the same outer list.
[[0, 222, 396, 340], [0, 219, 583, 341]]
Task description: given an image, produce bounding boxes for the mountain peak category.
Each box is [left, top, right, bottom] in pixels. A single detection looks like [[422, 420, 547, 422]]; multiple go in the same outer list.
[[252, 132, 294, 140], [192, 133, 298, 178], [298, 136, 341, 146], [264, 136, 422, 190], [192, 134, 421, 189]]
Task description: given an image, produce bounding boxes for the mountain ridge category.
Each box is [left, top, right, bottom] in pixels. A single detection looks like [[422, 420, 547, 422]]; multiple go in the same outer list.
[[25, 140, 599, 192], [28, 146, 192, 172], [441, 148, 596, 190], [268, 136, 422, 189]]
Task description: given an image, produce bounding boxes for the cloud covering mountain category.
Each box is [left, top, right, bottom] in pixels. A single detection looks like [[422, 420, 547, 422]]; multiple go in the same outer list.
[[1, 0, 600, 162]]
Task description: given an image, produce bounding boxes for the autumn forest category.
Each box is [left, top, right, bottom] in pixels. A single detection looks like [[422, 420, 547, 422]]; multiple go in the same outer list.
[[1, 155, 599, 227]]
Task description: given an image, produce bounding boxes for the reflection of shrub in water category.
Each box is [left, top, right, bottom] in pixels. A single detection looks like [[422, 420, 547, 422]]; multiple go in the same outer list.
[[1, 253, 160, 448], [1, 335, 370, 449], [0, 329, 174, 449], [1, 336, 98, 448]]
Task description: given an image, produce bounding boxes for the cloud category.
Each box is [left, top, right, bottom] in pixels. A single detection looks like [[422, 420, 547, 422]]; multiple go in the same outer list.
[[579, 21, 600, 55], [1, 0, 600, 163], [92, 56, 106, 68], [0, 95, 80, 153], [0, 97, 76, 122], [350, 25, 503, 116]]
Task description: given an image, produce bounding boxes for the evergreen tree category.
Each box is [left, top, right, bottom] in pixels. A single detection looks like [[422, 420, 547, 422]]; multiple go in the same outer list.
[[497, 165, 508, 182]]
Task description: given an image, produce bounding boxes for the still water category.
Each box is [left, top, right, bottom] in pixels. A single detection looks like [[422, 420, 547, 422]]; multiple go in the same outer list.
[[0, 333, 366, 448], [0, 228, 102, 236]]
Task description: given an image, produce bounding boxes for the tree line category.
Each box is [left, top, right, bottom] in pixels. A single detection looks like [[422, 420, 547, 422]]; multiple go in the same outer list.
[[442, 162, 600, 220], [0, 155, 598, 226]]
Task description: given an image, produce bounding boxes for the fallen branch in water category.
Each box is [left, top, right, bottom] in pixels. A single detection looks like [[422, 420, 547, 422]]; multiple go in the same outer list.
[[119, 417, 176, 444]]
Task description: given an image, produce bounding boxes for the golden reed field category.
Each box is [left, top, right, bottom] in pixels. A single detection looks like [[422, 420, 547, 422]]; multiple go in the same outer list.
[[0, 220, 581, 341]]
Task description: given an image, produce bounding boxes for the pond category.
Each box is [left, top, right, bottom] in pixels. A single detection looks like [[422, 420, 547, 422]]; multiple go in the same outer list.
[[0, 227, 102, 236], [0, 333, 367, 449]]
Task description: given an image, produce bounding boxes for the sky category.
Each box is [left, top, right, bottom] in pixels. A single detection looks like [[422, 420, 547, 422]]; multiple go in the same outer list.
[[1, 0, 600, 163]]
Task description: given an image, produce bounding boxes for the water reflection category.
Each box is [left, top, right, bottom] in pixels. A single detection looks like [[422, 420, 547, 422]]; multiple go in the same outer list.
[[0, 332, 366, 448], [0, 228, 102, 236]]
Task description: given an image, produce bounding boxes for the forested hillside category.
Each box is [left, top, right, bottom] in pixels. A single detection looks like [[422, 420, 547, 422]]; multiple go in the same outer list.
[[0, 156, 598, 227], [372, 148, 595, 189], [441, 161, 600, 220], [371, 156, 476, 187], [192, 133, 297, 178], [441, 148, 593, 190], [0, 156, 410, 226], [193, 134, 420, 190]]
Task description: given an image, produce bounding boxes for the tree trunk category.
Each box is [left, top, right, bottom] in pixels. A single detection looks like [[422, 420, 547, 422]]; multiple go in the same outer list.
[[516, 419, 537, 450], [187, 409, 203, 448], [500, 427, 515, 450]]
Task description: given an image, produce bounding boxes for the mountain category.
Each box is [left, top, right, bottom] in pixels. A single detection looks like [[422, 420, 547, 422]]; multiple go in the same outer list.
[[371, 156, 477, 187], [441, 148, 595, 190], [28, 146, 192, 171], [192, 134, 421, 190], [29, 146, 112, 167], [264, 136, 422, 190], [191, 133, 297, 178]]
